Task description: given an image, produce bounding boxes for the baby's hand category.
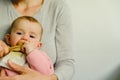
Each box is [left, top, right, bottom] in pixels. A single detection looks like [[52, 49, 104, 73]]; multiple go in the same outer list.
[[22, 42, 36, 55]]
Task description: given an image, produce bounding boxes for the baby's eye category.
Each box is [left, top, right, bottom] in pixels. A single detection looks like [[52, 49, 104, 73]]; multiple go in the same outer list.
[[16, 32, 22, 35], [30, 35, 35, 38]]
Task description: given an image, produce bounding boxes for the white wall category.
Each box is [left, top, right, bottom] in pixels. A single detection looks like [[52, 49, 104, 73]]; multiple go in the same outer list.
[[66, 0, 120, 80]]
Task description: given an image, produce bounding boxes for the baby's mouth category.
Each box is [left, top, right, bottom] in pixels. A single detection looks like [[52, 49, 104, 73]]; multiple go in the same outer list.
[[17, 41, 24, 45]]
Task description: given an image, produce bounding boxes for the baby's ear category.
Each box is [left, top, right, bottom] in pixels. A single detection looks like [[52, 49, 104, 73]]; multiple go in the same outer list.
[[5, 34, 11, 45], [37, 42, 42, 48]]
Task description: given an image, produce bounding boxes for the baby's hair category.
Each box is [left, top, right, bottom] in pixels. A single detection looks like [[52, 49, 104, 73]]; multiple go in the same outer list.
[[9, 16, 43, 41]]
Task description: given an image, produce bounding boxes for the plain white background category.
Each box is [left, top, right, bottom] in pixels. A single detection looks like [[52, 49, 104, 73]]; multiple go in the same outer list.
[[66, 0, 120, 80]]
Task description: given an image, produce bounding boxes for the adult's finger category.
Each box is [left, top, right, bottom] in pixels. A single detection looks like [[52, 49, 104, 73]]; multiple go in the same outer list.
[[0, 48, 4, 57], [0, 68, 7, 76], [0, 76, 15, 80], [0, 77, 10, 80]]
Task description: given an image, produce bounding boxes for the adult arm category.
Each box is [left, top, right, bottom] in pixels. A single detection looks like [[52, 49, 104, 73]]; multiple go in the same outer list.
[[54, 0, 75, 80]]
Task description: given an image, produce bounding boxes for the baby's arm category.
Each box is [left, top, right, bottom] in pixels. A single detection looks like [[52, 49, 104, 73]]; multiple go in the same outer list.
[[26, 49, 54, 75]]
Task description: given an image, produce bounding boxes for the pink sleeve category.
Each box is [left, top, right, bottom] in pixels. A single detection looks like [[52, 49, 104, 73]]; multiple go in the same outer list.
[[26, 49, 54, 75]]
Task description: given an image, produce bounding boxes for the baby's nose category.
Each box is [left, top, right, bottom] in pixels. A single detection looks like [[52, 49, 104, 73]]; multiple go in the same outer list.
[[22, 35, 29, 41]]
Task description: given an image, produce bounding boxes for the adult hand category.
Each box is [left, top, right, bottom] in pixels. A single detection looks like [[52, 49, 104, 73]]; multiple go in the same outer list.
[[0, 60, 58, 80], [0, 40, 9, 57]]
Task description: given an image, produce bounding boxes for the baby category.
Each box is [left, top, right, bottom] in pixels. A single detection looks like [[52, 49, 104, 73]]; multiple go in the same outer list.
[[0, 16, 54, 76]]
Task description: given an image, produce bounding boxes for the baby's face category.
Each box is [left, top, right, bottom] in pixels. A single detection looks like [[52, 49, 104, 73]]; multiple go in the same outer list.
[[9, 20, 42, 47]]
